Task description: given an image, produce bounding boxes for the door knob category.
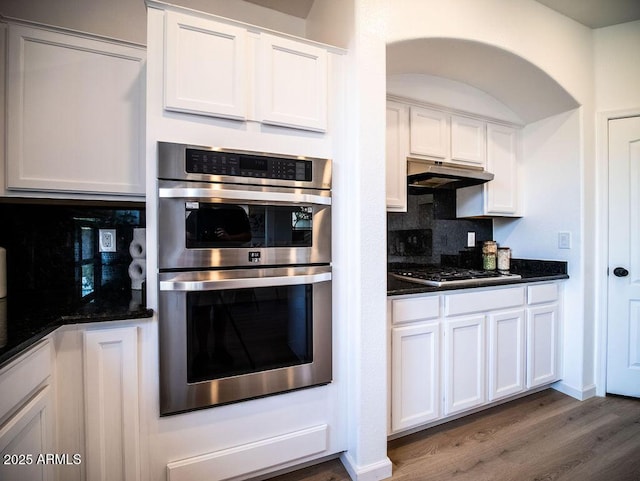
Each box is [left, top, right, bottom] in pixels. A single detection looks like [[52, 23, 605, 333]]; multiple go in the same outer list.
[[613, 267, 629, 277]]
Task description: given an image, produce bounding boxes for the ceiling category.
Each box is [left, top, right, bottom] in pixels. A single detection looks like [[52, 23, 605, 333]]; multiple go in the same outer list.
[[535, 0, 640, 28], [243, 0, 640, 28]]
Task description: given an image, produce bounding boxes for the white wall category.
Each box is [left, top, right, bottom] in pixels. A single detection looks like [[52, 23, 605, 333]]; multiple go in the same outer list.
[[594, 20, 640, 112]]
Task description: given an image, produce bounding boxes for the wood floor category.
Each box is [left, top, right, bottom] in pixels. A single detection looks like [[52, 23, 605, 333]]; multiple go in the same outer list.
[[265, 389, 640, 481]]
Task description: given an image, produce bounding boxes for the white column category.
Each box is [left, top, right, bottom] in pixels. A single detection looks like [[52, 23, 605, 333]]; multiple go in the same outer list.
[[339, 0, 393, 479]]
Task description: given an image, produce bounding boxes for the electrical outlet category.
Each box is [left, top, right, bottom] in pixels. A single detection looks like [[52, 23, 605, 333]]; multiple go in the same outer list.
[[467, 231, 476, 247], [99, 229, 117, 253], [558, 231, 571, 249]]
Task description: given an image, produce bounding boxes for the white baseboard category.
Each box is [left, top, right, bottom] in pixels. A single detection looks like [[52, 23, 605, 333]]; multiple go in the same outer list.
[[166, 424, 328, 481], [340, 452, 392, 481], [552, 381, 597, 400]]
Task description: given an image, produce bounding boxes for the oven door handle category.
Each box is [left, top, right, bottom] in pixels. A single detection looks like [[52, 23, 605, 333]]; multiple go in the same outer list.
[[158, 187, 331, 206], [159, 270, 332, 292]]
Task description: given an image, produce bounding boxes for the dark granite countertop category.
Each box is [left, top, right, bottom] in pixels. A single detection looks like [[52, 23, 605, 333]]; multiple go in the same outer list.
[[0, 292, 153, 368], [387, 258, 569, 297]]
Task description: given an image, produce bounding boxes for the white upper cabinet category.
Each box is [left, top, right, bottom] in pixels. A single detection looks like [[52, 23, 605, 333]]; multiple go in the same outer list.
[[386, 101, 409, 212], [163, 12, 328, 132], [457, 123, 521, 218], [164, 11, 247, 120], [409, 107, 449, 159], [257, 33, 327, 131], [485, 123, 519, 214], [409, 107, 486, 169], [451, 115, 486, 166], [5, 23, 146, 196]]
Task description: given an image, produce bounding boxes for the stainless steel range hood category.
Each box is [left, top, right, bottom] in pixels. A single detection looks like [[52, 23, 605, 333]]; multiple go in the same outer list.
[[407, 158, 494, 191]]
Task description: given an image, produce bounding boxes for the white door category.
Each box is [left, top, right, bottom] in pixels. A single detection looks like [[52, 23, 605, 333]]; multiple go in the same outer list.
[[607, 116, 640, 397]]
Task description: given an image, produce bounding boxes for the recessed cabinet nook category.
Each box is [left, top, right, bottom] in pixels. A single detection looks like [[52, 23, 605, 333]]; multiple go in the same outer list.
[[388, 282, 562, 436], [386, 98, 521, 217]]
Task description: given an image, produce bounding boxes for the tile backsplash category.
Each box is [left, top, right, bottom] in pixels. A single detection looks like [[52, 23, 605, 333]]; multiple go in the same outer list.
[[0, 200, 145, 320], [387, 190, 493, 266]]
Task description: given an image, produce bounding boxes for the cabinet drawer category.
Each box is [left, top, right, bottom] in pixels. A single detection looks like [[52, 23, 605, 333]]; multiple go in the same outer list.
[[0, 340, 52, 424], [445, 287, 525, 316], [527, 283, 559, 305], [392, 296, 440, 324]]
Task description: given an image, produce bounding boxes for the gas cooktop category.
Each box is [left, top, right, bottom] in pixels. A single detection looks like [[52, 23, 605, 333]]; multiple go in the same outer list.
[[390, 267, 521, 287]]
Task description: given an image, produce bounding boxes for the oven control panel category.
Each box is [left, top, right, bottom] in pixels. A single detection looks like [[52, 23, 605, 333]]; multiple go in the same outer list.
[[186, 148, 312, 181]]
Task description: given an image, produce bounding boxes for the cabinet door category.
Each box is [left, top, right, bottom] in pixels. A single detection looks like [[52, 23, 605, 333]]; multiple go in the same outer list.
[[84, 327, 140, 481], [444, 315, 486, 415], [257, 33, 327, 132], [386, 101, 409, 212], [456, 123, 520, 218], [451, 115, 486, 167], [6, 24, 145, 195], [485, 123, 519, 215], [526, 304, 560, 388], [488, 309, 525, 401], [410, 107, 449, 159], [0, 386, 55, 481], [391, 322, 440, 432], [165, 11, 247, 120]]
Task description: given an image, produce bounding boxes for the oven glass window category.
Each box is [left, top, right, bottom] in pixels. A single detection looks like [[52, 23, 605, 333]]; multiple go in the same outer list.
[[185, 203, 313, 249], [187, 285, 313, 383]]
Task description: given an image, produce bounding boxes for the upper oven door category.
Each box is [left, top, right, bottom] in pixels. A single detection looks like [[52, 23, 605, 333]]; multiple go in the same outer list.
[[158, 180, 331, 269]]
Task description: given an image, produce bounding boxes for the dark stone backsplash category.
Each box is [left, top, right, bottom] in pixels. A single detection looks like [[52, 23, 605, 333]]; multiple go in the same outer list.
[[387, 190, 493, 266], [0, 200, 145, 321]]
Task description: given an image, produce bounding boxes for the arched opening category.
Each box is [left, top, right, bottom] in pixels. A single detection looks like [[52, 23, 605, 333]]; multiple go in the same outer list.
[[387, 38, 579, 123]]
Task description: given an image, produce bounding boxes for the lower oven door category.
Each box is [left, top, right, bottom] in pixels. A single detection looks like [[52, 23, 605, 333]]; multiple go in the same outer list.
[[158, 265, 332, 415]]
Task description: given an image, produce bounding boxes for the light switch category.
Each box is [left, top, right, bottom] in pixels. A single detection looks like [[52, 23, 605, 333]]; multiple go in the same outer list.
[[558, 231, 571, 249]]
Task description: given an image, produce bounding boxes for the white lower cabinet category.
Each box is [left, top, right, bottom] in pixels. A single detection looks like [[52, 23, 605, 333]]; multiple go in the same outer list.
[[443, 315, 486, 415], [526, 283, 561, 388], [488, 309, 526, 401], [389, 295, 441, 433], [83, 326, 141, 481], [53, 321, 144, 481], [390, 322, 440, 432], [0, 340, 55, 481], [389, 282, 562, 435]]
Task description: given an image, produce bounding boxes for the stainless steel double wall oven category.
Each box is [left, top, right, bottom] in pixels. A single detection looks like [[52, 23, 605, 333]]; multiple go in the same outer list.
[[157, 142, 332, 415]]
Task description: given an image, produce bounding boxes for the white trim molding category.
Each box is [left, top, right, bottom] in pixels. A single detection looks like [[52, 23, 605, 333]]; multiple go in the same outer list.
[[594, 107, 640, 397], [340, 452, 393, 481]]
